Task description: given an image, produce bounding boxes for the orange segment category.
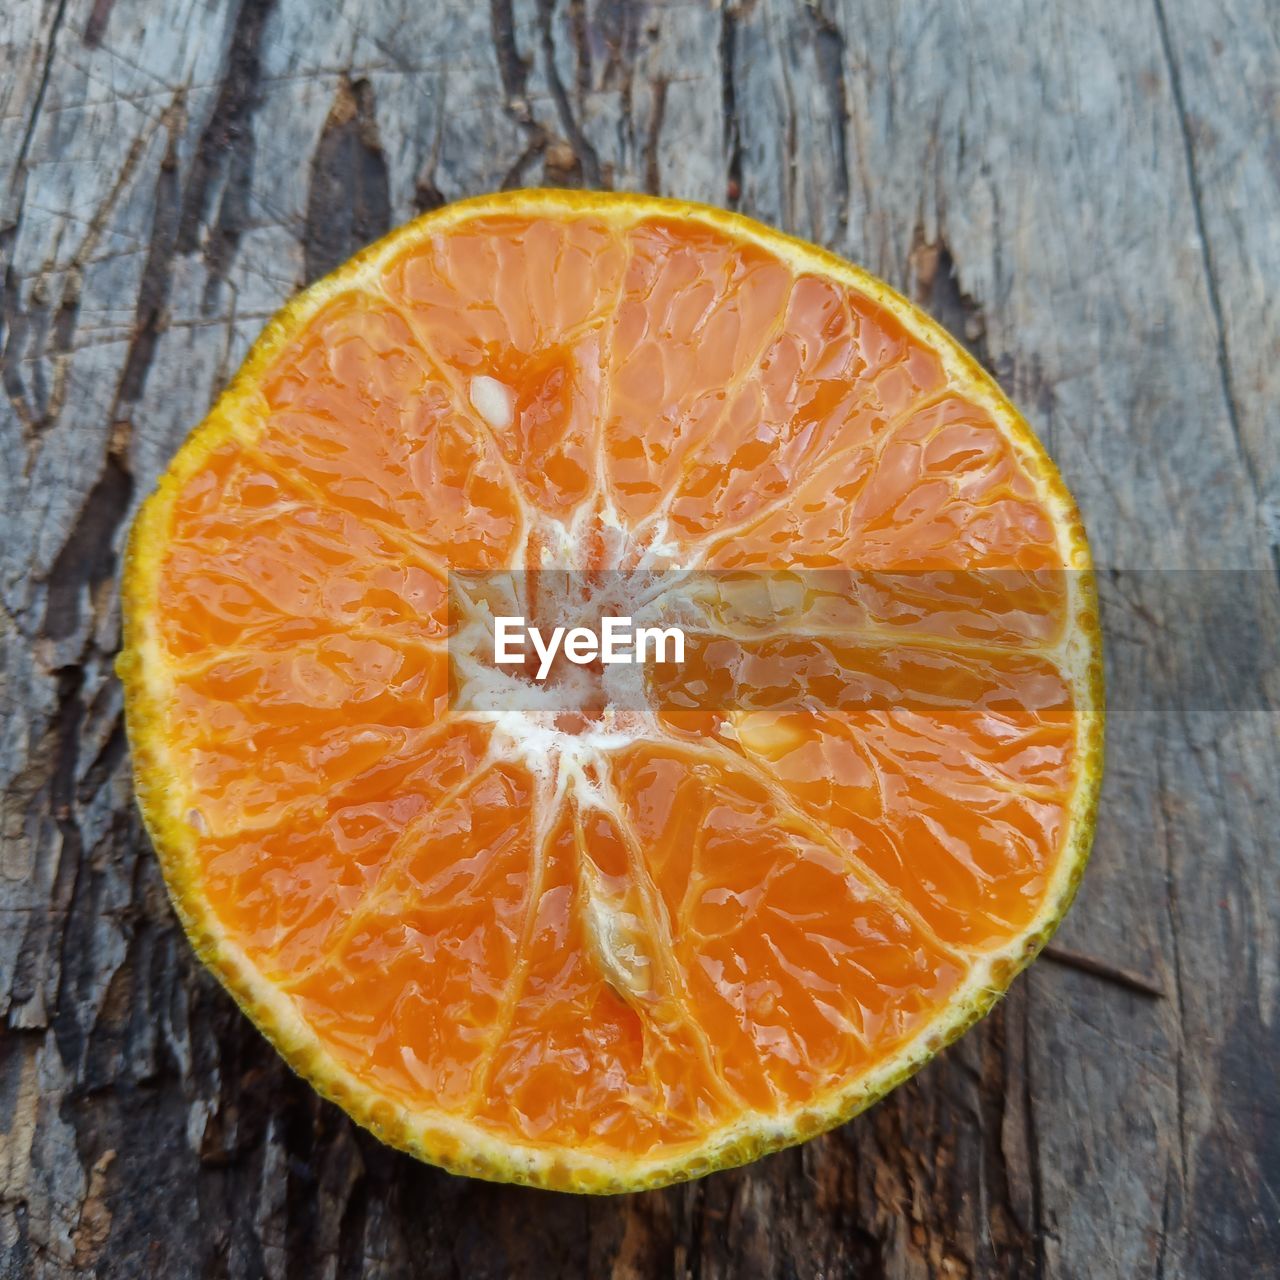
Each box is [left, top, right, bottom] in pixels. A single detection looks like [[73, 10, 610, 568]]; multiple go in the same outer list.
[[704, 394, 1060, 570], [158, 450, 450, 659], [198, 721, 490, 973], [255, 293, 523, 566], [609, 744, 966, 1111], [382, 214, 627, 512], [650, 633, 1075, 947], [603, 219, 793, 523], [470, 803, 727, 1151], [287, 761, 534, 1108], [668, 277, 947, 540], [120, 190, 1102, 1193]]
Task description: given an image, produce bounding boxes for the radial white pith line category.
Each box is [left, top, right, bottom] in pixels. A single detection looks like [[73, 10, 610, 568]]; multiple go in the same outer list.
[[367, 290, 532, 570]]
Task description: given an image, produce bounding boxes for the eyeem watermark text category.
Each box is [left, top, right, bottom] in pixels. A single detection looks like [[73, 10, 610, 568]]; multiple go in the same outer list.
[[494, 615, 686, 681]]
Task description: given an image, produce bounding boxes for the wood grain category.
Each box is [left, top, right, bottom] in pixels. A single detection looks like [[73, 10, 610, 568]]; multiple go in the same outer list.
[[2, 1, 1276, 1275]]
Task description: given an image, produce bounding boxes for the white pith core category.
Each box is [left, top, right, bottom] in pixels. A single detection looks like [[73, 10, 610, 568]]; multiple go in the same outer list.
[[449, 510, 690, 786]]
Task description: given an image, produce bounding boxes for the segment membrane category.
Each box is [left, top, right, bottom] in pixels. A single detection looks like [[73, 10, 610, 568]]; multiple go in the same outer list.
[[652, 635, 1075, 945], [470, 802, 733, 1151], [286, 762, 534, 1109], [200, 721, 492, 971]]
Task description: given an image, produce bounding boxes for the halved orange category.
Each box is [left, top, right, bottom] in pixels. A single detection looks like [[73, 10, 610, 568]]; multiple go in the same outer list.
[[119, 190, 1102, 1192]]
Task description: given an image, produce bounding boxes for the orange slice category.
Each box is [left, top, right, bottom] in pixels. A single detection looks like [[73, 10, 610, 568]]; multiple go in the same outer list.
[[119, 191, 1103, 1192]]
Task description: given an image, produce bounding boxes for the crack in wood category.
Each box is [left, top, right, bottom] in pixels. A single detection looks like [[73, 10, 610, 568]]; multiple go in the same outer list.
[[536, 0, 603, 188], [302, 77, 391, 284], [10, 0, 69, 199], [719, 2, 744, 208], [175, 0, 277, 267], [1151, 0, 1265, 567], [1041, 944, 1166, 1000], [41, 452, 133, 643], [808, 1, 851, 237], [82, 0, 117, 50]]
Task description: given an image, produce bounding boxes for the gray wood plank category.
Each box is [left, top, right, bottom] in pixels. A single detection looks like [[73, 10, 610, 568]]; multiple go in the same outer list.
[[1, 0, 1275, 1275]]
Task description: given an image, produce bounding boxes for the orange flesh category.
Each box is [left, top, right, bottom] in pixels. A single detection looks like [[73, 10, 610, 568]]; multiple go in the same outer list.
[[153, 210, 1080, 1160]]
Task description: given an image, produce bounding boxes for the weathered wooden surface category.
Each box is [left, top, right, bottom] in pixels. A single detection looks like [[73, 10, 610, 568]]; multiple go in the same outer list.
[[2, 0, 1277, 1275]]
